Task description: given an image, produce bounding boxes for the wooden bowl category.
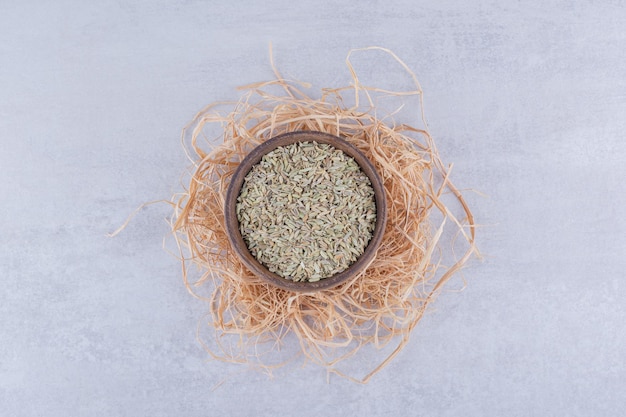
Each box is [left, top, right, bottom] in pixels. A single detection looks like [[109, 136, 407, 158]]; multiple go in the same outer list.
[[224, 131, 387, 292]]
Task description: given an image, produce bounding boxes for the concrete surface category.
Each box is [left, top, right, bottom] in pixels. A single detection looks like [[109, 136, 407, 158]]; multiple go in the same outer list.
[[1, 1, 625, 416]]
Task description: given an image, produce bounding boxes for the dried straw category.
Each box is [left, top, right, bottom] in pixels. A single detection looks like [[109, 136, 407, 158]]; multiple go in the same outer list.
[[172, 47, 478, 383]]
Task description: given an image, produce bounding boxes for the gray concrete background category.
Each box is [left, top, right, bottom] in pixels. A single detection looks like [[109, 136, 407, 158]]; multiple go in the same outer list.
[[1, 1, 625, 416]]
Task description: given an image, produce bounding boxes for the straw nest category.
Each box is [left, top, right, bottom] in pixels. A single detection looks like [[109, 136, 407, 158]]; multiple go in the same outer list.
[[171, 47, 477, 382]]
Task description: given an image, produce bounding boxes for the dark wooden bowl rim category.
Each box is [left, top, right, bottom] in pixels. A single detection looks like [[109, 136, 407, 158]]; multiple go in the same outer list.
[[224, 131, 387, 292]]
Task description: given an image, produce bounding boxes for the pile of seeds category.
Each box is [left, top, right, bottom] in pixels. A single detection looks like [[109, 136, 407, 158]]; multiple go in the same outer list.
[[236, 141, 377, 282]]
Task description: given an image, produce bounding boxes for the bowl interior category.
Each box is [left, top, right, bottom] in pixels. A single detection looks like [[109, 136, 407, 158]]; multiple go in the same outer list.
[[224, 131, 387, 292]]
